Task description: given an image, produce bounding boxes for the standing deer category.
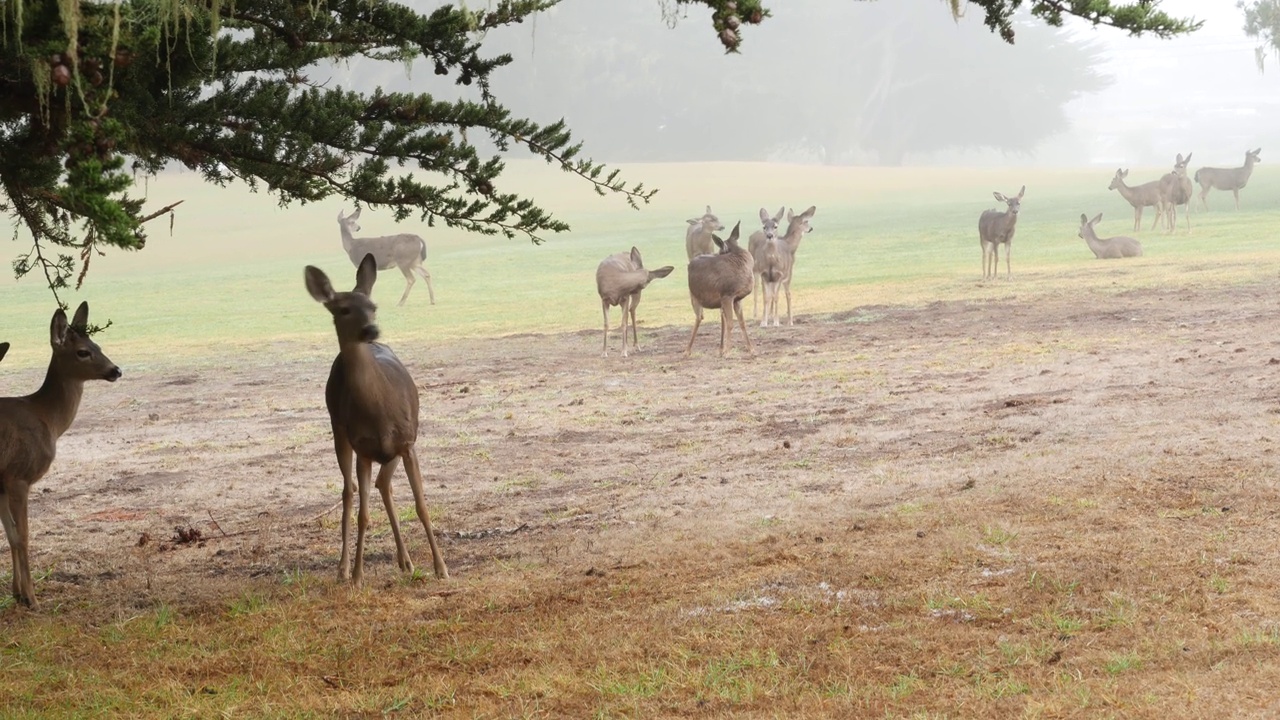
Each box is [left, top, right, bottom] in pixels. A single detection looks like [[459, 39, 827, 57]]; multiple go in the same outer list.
[[305, 254, 448, 585], [1108, 169, 1165, 232], [1195, 148, 1261, 210], [0, 303, 121, 607], [685, 206, 725, 260], [1078, 213, 1143, 259], [337, 208, 436, 307], [686, 221, 755, 358], [770, 206, 816, 326], [748, 206, 785, 319], [978, 186, 1024, 280], [1155, 152, 1193, 234], [595, 247, 674, 357]]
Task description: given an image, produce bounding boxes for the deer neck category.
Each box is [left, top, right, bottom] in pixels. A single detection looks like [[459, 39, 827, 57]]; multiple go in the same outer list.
[[339, 342, 396, 409], [29, 362, 86, 440], [339, 224, 358, 256]]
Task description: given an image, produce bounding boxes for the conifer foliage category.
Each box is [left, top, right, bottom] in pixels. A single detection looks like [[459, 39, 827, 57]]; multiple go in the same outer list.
[[0, 0, 1195, 294]]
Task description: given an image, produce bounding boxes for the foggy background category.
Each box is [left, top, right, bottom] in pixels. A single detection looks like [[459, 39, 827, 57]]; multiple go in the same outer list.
[[329, 0, 1280, 169]]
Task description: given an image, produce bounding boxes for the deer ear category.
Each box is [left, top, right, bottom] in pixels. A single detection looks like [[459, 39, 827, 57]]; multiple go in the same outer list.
[[711, 235, 724, 251], [705, 205, 712, 215], [1016, 186, 1025, 199], [801, 205, 816, 219], [355, 253, 378, 295], [727, 221, 741, 243], [992, 192, 1006, 202], [629, 246, 643, 268], [305, 266, 336, 303], [71, 301, 89, 329], [1091, 212, 1103, 225], [49, 308, 70, 347], [1254, 148, 1262, 155], [758, 207, 770, 224], [1080, 213, 1088, 225], [774, 206, 785, 222], [351, 207, 362, 220], [651, 266, 675, 280]]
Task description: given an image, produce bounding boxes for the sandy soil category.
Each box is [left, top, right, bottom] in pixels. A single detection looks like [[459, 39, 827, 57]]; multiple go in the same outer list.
[[12, 278, 1280, 607]]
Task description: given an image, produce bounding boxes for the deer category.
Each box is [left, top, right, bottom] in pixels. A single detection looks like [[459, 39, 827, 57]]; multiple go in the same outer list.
[[685, 221, 755, 358], [305, 254, 448, 585], [1195, 148, 1261, 210], [337, 207, 436, 307], [0, 303, 121, 608], [685, 205, 725, 260], [756, 234, 789, 328], [1156, 153, 1193, 234], [978, 186, 1024, 280], [770, 206, 816, 326], [748, 206, 785, 319], [595, 247, 674, 357], [1108, 169, 1165, 232], [1078, 213, 1143, 259]]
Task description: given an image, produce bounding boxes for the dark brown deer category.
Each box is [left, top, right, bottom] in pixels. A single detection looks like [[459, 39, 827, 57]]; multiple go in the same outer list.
[[0, 303, 121, 607], [978, 186, 1024, 280], [1195, 148, 1261, 210], [305, 254, 448, 585]]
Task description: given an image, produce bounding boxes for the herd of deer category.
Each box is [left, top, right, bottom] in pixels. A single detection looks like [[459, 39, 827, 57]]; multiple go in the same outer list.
[[979, 148, 1262, 279], [596, 204, 817, 359], [0, 146, 1263, 607]]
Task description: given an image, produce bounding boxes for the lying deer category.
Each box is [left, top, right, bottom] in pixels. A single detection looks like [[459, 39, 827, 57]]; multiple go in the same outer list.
[[595, 247, 674, 357], [979, 186, 1024, 280], [337, 207, 436, 307], [1078, 213, 1143, 259], [0, 303, 121, 607], [305, 254, 448, 584], [685, 221, 754, 358], [1195, 148, 1261, 210], [1108, 169, 1164, 232], [1157, 152, 1193, 234], [685, 205, 725, 260], [748, 206, 784, 319]]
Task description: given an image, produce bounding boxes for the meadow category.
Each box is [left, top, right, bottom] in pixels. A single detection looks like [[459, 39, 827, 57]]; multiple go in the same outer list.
[[2, 160, 1280, 718]]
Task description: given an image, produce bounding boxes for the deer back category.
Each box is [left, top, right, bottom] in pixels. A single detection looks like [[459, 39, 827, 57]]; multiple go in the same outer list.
[[688, 224, 753, 309]]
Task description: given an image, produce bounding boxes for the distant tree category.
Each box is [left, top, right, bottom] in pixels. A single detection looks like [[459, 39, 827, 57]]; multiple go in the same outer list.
[[0, 0, 1198, 297], [1241, 0, 1280, 70]]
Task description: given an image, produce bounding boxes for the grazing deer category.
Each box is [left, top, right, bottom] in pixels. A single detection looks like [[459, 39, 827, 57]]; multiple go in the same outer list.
[[1155, 152, 1193, 234], [685, 222, 755, 357], [1108, 169, 1165, 232], [685, 205, 725, 260], [978, 186, 1024, 280], [748, 206, 785, 319], [305, 254, 448, 585], [337, 208, 436, 307], [0, 303, 121, 608], [595, 247, 674, 357], [1078, 213, 1143, 259], [1195, 148, 1261, 210]]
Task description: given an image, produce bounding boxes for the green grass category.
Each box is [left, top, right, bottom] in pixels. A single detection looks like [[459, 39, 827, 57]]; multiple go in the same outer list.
[[3, 161, 1280, 374]]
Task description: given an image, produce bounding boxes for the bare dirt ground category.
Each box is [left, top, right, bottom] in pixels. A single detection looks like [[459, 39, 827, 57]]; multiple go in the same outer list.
[[11, 276, 1280, 715]]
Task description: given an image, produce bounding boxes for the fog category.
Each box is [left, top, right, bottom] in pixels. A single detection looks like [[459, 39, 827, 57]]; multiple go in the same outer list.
[[333, 0, 1280, 168]]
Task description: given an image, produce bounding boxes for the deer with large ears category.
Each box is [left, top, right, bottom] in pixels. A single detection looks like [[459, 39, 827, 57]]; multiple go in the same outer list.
[[0, 303, 121, 608], [748, 206, 785, 319], [305, 254, 448, 584], [978, 186, 1024, 280], [337, 207, 436, 307], [596, 247, 674, 357], [685, 221, 755, 358]]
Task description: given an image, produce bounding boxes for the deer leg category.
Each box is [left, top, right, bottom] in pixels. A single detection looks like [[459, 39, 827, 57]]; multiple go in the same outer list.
[[735, 298, 754, 356], [619, 298, 632, 358], [374, 457, 413, 573], [402, 449, 448, 579], [718, 302, 734, 357], [783, 277, 793, 326], [2, 482, 33, 607], [352, 456, 374, 586], [1004, 242, 1011, 280], [628, 294, 640, 353], [1199, 187, 1209, 210], [334, 433, 356, 581], [414, 265, 436, 305], [1233, 189, 1240, 210], [685, 307, 704, 357], [397, 267, 415, 306], [601, 301, 611, 358]]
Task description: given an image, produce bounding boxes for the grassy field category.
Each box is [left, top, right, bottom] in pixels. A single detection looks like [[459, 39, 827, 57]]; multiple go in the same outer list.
[[3, 160, 1278, 369], [3, 161, 1280, 718]]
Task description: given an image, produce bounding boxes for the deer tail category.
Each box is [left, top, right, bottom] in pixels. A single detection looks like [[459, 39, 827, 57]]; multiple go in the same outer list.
[[1193, 168, 1201, 183], [419, 238, 427, 261]]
